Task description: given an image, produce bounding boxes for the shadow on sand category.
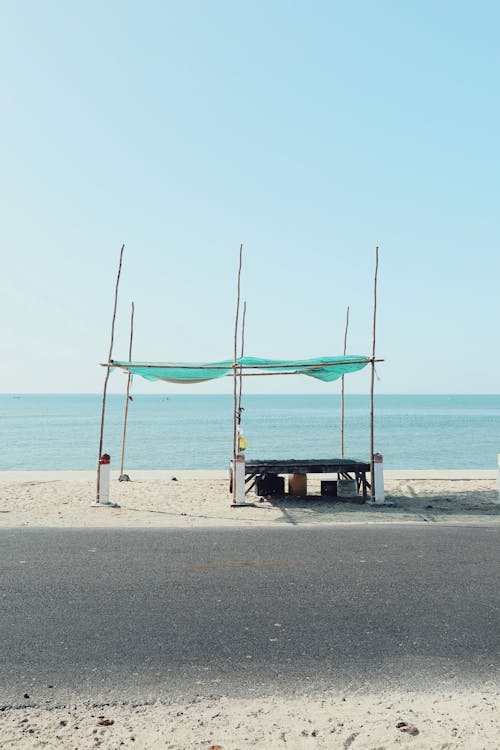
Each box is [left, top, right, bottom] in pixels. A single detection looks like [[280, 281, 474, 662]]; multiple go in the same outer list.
[[260, 485, 500, 526]]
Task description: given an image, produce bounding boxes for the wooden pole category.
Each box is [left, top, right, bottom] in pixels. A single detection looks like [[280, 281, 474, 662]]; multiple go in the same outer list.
[[232, 244, 243, 470], [238, 301, 247, 425], [370, 247, 379, 498], [96, 243, 125, 501], [119, 301, 135, 478], [341, 305, 350, 458]]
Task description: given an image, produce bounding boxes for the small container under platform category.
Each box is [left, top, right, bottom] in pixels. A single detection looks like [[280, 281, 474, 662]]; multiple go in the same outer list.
[[288, 473, 307, 495], [255, 473, 285, 496], [337, 478, 358, 497], [336, 478, 365, 504], [321, 480, 338, 497]]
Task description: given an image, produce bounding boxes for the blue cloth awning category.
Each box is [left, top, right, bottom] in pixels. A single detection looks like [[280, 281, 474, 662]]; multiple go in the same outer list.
[[110, 355, 371, 384]]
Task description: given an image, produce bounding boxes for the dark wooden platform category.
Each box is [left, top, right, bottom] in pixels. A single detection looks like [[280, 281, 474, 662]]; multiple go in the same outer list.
[[243, 458, 371, 497], [245, 458, 370, 474]]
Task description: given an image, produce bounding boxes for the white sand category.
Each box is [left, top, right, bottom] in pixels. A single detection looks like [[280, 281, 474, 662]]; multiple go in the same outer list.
[[0, 470, 498, 529], [1, 690, 499, 749], [1, 470, 498, 748]]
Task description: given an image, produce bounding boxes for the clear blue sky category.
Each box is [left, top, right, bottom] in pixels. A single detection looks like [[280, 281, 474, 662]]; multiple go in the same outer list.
[[1, 1, 498, 394]]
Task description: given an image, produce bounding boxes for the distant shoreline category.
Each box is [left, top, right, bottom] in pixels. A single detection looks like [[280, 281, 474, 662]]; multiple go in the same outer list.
[[1, 392, 500, 396], [0, 468, 497, 482]]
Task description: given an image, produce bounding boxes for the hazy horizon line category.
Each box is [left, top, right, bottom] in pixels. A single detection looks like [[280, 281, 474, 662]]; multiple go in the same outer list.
[[1, 392, 499, 398]]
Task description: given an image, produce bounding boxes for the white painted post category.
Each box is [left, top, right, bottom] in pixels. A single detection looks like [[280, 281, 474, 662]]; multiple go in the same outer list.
[[233, 454, 246, 504], [92, 454, 120, 507], [373, 452, 385, 505], [99, 454, 111, 503]]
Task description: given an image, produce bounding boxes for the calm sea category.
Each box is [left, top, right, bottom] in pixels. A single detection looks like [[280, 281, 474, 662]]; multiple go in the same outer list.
[[0, 394, 498, 471]]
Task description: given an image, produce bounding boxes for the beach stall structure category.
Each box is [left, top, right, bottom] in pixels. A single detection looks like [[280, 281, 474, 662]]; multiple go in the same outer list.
[[96, 245, 384, 506], [109, 355, 380, 503]]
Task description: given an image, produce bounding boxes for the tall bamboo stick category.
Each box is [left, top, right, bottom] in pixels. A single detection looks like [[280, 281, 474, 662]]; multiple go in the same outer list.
[[96, 243, 125, 501], [341, 305, 350, 458], [370, 247, 379, 498], [232, 244, 243, 469], [119, 301, 135, 478], [237, 301, 247, 426]]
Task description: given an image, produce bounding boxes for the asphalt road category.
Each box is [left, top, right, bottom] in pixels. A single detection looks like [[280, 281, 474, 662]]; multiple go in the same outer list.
[[1, 524, 499, 706]]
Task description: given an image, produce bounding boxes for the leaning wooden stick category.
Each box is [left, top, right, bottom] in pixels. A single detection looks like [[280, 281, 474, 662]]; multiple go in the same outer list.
[[370, 246, 379, 497], [341, 305, 350, 458], [237, 300, 247, 426], [232, 244, 243, 467], [96, 243, 125, 501], [120, 301, 135, 478]]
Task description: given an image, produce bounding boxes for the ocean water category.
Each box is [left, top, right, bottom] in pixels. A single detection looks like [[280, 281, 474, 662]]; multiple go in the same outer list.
[[0, 394, 499, 471]]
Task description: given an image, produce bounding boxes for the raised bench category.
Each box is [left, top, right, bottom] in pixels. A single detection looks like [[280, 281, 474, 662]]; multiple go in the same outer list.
[[242, 458, 372, 498]]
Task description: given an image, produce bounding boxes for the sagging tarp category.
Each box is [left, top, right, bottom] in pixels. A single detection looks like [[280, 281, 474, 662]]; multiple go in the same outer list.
[[110, 355, 371, 384]]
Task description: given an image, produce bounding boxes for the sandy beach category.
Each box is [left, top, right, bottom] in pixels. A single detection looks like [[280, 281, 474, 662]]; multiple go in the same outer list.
[[2, 689, 499, 749], [1, 470, 498, 748], [0, 469, 498, 529]]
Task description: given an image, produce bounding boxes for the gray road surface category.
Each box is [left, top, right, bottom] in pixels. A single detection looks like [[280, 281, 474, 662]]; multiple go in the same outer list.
[[1, 524, 499, 706]]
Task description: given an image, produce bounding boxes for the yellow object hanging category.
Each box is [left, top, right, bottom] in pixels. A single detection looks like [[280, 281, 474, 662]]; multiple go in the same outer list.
[[238, 434, 249, 451]]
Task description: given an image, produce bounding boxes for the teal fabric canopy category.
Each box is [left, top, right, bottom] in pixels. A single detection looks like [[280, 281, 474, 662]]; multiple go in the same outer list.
[[111, 355, 370, 384]]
